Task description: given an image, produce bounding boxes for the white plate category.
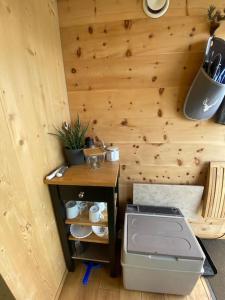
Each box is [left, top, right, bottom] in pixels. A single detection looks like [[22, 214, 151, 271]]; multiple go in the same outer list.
[[143, 0, 170, 18], [92, 226, 108, 238], [70, 224, 92, 239]]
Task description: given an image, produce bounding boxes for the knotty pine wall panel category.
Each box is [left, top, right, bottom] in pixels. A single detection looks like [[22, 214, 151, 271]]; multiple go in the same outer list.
[[188, 0, 225, 16], [58, 0, 186, 27], [58, 0, 225, 237], [0, 1, 70, 299]]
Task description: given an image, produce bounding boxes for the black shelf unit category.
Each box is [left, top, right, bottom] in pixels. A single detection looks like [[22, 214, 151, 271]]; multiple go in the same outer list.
[[45, 163, 120, 277]]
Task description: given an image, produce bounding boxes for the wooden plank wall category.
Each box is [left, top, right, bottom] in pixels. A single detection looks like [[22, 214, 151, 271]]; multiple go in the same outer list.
[[58, 0, 225, 237], [0, 1, 70, 299]]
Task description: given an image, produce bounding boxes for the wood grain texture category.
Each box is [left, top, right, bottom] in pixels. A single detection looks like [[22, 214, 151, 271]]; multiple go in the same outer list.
[[58, 0, 187, 27], [61, 16, 208, 59], [188, 0, 225, 16], [45, 161, 119, 187], [58, 0, 225, 238], [59, 262, 212, 300], [64, 52, 202, 91], [202, 162, 225, 219], [0, 1, 70, 299]]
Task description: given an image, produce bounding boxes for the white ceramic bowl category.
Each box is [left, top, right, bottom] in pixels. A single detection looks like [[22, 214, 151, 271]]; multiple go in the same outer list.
[[92, 226, 108, 238]]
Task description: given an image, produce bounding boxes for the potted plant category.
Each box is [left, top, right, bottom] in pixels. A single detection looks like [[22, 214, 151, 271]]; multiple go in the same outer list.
[[208, 5, 225, 36], [51, 116, 89, 165]]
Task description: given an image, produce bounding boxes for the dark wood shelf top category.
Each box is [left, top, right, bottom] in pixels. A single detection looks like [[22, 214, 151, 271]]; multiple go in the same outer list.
[[44, 161, 119, 187]]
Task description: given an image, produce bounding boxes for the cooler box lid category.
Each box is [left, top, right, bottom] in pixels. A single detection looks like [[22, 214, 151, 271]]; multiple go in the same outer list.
[[127, 214, 204, 260]]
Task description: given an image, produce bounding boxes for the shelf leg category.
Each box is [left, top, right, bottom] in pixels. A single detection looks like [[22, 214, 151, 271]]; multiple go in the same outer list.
[[49, 185, 75, 272], [107, 187, 117, 277]]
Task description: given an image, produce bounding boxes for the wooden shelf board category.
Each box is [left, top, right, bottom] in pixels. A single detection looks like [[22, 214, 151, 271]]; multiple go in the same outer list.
[[65, 209, 108, 226], [69, 233, 109, 244], [44, 161, 119, 187], [72, 244, 110, 263]]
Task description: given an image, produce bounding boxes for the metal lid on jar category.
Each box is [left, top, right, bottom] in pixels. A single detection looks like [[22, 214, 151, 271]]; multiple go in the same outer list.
[[106, 146, 119, 151]]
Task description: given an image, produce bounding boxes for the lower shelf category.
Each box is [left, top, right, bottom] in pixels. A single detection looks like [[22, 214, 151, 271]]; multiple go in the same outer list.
[[72, 243, 110, 263], [69, 233, 109, 244]]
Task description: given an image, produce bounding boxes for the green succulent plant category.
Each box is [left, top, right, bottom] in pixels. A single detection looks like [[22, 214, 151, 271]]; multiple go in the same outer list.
[[208, 5, 225, 36], [51, 115, 89, 150]]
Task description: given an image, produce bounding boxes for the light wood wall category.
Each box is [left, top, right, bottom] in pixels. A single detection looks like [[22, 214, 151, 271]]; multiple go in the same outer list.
[[0, 1, 70, 299], [58, 0, 225, 237]]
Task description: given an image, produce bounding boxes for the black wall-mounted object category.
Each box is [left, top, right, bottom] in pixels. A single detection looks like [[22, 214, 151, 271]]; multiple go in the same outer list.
[[215, 97, 225, 124], [184, 37, 225, 121]]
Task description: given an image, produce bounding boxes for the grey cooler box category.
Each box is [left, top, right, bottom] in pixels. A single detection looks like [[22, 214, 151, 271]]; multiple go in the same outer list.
[[121, 205, 205, 295]]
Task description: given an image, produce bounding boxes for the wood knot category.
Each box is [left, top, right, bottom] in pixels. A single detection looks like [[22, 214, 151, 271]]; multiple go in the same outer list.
[[76, 47, 81, 57], [157, 109, 163, 117], [143, 136, 147, 142], [177, 159, 183, 166], [194, 157, 200, 166], [196, 148, 204, 153], [125, 49, 132, 57], [159, 88, 164, 95], [121, 118, 128, 126], [88, 26, 93, 34], [124, 20, 132, 30]]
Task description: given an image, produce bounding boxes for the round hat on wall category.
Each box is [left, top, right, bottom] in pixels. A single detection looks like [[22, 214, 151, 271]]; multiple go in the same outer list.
[[143, 0, 170, 18]]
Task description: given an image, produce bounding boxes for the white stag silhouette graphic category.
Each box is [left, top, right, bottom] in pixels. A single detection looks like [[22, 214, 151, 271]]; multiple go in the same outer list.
[[202, 98, 218, 112]]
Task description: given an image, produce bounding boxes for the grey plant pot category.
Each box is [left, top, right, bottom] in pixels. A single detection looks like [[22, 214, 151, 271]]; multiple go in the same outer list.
[[64, 148, 85, 166]]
